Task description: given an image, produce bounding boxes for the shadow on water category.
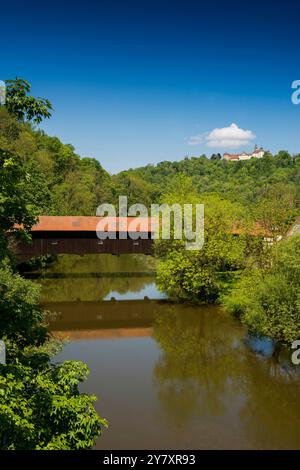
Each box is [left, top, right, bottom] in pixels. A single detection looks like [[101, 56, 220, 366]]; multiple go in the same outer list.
[[31, 254, 300, 449]]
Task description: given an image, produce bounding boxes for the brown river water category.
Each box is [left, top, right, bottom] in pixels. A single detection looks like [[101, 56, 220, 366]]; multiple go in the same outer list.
[[27, 254, 300, 449]]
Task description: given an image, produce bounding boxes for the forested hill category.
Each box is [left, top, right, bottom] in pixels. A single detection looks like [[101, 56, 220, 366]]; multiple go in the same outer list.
[[118, 152, 300, 207], [1, 105, 299, 217]]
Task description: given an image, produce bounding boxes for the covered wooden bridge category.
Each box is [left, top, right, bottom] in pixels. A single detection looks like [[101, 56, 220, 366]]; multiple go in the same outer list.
[[14, 216, 156, 262]]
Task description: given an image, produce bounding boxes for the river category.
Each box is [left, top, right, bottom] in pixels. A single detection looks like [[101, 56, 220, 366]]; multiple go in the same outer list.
[[27, 254, 300, 449]]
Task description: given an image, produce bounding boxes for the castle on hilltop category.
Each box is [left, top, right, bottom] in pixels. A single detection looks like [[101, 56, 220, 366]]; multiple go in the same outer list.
[[224, 145, 265, 161]]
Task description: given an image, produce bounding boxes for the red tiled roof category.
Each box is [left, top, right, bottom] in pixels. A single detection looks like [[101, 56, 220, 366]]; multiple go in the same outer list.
[[29, 216, 157, 233], [230, 222, 272, 237]]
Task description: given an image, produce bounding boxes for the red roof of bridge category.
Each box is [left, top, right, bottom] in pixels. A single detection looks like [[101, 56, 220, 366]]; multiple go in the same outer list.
[[29, 216, 157, 232]]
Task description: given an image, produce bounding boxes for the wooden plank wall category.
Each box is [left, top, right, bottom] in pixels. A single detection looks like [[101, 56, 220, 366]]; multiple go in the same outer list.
[[13, 233, 153, 261]]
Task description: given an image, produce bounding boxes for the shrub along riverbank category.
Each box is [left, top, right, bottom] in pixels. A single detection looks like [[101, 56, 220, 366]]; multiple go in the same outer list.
[[156, 231, 300, 347], [223, 234, 300, 346]]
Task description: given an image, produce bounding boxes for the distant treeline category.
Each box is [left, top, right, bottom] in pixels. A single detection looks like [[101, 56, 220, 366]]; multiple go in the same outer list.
[[1, 104, 300, 216]]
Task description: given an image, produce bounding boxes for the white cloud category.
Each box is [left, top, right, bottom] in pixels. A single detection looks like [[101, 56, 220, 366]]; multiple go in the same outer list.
[[187, 123, 255, 149]]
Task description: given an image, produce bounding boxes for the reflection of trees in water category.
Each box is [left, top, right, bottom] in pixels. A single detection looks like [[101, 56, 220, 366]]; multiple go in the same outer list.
[[39, 276, 153, 302], [152, 305, 245, 428], [44, 254, 156, 274], [237, 354, 300, 449], [37, 254, 156, 301], [152, 304, 300, 448]]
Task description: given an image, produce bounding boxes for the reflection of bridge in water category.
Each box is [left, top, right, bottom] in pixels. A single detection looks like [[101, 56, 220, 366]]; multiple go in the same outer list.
[[46, 299, 165, 340], [14, 216, 156, 263]]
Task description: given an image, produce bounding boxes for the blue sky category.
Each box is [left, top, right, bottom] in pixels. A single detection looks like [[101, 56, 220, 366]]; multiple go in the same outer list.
[[1, 0, 300, 172]]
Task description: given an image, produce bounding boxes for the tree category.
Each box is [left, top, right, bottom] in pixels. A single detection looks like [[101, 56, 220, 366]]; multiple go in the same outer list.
[[5, 78, 52, 124], [0, 78, 107, 450], [254, 183, 298, 240], [210, 153, 222, 160], [223, 235, 300, 345], [0, 148, 37, 258], [0, 258, 107, 449], [156, 190, 248, 302]]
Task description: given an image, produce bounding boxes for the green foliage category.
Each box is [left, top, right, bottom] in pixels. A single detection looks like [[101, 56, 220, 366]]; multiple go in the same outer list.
[[0, 78, 107, 450], [0, 108, 114, 217], [112, 172, 154, 207], [0, 263, 107, 449], [223, 235, 300, 344], [0, 263, 48, 354], [156, 189, 247, 302], [2, 78, 299, 222], [5, 78, 52, 124], [157, 250, 219, 302], [0, 361, 107, 450], [1, 76, 299, 449], [154, 169, 299, 343], [0, 148, 37, 257], [123, 151, 300, 212], [254, 183, 298, 239]]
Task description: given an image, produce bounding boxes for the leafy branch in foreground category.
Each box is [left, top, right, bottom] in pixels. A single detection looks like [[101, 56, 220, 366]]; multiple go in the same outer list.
[[4, 78, 52, 124], [0, 263, 107, 449]]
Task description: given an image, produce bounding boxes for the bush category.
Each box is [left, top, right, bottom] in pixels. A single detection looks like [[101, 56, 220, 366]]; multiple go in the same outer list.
[[0, 263, 107, 449], [0, 361, 107, 450], [223, 235, 300, 345], [157, 250, 219, 302]]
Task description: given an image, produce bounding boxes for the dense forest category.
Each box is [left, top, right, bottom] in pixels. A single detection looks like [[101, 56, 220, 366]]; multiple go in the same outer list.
[[1, 78, 300, 449], [1, 82, 300, 217]]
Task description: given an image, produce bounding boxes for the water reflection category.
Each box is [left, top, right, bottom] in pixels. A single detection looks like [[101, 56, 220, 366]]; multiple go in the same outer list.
[[152, 306, 244, 432], [103, 283, 166, 300], [152, 306, 300, 449], [47, 299, 156, 339], [47, 300, 300, 449], [37, 254, 300, 449], [27, 254, 160, 302], [244, 335, 275, 358]]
